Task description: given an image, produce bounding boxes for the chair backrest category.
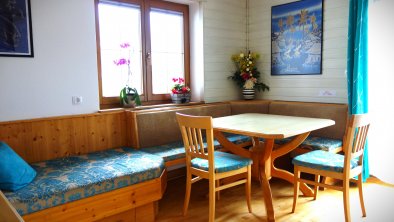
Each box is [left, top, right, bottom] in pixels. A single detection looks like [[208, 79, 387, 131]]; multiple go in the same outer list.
[[176, 113, 215, 170], [343, 114, 370, 174]]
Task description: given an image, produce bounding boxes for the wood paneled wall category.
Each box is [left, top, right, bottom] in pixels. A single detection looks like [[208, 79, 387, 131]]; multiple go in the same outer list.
[[203, 0, 247, 102], [249, 0, 349, 103], [0, 111, 128, 163]]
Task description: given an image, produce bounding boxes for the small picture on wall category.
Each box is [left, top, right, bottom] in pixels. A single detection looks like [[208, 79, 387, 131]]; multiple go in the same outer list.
[[0, 0, 34, 57], [271, 0, 323, 75]]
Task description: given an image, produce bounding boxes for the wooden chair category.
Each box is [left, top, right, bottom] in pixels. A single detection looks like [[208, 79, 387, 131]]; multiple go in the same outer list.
[[291, 114, 370, 222], [176, 113, 252, 222]]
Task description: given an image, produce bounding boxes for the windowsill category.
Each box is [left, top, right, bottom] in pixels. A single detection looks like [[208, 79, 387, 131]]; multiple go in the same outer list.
[[99, 101, 205, 113]]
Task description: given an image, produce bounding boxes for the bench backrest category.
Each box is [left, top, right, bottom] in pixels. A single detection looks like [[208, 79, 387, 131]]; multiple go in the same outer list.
[[268, 101, 348, 140], [129, 103, 231, 148], [128, 100, 348, 148]]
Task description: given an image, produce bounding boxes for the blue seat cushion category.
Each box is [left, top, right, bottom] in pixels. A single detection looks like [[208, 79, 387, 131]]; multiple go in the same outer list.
[[292, 150, 358, 173], [191, 151, 252, 173], [273, 136, 342, 152], [4, 148, 165, 216], [0, 141, 37, 191], [140, 133, 251, 162]]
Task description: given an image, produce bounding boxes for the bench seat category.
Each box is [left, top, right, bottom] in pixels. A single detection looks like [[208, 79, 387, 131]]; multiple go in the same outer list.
[[140, 133, 251, 164], [4, 148, 165, 216], [274, 136, 343, 152]]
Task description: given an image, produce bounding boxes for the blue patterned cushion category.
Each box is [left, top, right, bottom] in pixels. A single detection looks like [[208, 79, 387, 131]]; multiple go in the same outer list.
[[292, 150, 358, 173], [140, 133, 251, 162], [191, 151, 252, 173], [3, 148, 165, 216], [268, 136, 342, 152], [300, 136, 342, 152]]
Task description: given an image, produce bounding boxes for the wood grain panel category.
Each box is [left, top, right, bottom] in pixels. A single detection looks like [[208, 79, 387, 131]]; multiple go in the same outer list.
[[0, 111, 127, 163]]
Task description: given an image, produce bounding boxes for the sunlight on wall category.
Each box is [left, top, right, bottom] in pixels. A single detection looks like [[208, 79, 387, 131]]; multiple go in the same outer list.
[[368, 0, 394, 184]]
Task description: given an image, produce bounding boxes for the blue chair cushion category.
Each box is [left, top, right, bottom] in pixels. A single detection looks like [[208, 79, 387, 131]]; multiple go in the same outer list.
[[140, 133, 251, 163], [292, 150, 358, 173], [0, 141, 37, 191], [4, 148, 165, 216], [272, 136, 342, 152], [191, 151, 252, 173]]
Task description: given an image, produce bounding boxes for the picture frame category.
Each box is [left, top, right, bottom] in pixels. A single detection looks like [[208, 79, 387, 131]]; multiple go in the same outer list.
[[271, 0, 323, 75], [0, 0, 34, 57]]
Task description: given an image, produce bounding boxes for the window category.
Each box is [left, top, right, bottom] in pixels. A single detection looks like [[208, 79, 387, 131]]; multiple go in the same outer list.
[[96, 0, 190, 108]]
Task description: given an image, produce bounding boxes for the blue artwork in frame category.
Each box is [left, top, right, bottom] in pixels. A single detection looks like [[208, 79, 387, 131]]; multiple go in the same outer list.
[[271, 0, 323, 75], [0, 0, 34, 57]]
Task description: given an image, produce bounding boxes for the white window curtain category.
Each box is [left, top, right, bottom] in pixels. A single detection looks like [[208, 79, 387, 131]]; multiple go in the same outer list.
[[368, 0, 394, 184]]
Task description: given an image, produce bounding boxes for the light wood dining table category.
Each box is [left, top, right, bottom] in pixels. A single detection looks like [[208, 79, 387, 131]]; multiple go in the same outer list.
[[212, 113, 335, 222]]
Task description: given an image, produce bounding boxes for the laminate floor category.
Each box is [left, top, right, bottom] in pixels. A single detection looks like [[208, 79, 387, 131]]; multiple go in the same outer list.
[[156, 176, 394, 222]]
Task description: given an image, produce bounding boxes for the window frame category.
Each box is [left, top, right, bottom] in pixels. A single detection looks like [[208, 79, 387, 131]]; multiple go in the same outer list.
[[95, 0, 190, 109]]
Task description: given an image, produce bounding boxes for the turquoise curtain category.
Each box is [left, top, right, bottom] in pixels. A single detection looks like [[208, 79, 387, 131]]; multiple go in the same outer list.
[[347, 0, 369, 181]]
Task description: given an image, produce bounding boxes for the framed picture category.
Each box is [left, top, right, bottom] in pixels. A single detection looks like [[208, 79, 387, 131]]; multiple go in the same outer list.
[[271, 0, 323, 75], [0, 0, 34, 57]]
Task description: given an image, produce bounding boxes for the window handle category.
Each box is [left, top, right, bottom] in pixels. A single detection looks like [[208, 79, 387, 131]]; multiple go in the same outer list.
[[146, 52, 151, 59]]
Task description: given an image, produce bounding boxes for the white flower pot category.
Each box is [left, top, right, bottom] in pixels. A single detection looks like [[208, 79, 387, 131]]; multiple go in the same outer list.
[[171, 93, 191, 104]]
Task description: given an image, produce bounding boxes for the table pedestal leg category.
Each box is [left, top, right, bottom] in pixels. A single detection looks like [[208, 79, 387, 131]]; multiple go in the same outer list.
[[259, 138, 275, 222], [271, 132, 314, 197]]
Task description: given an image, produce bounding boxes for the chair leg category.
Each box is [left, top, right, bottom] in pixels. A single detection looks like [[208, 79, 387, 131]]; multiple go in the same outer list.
[[319, 176, 327, 191], [313, 174, 320, 200], [343, 179, 351, 222], [209, 178, 216, 222], [245, 165, 252, 213], [183, 169, 192, 216], [357, 174, 367, 217], [292, 166, 301, 213], [216, 179, 221, 201]]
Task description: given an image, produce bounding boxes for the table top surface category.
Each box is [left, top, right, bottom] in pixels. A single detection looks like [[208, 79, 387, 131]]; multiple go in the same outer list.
[[213, 113, 335, 139]]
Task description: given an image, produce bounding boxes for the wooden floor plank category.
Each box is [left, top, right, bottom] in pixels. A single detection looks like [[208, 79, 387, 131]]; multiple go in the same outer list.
[[156, 176, 394, 222]]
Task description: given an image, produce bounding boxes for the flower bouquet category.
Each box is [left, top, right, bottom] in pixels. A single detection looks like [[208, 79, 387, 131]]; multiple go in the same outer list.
[[171, 77, 191, 103], [228, 51, 269, 92]]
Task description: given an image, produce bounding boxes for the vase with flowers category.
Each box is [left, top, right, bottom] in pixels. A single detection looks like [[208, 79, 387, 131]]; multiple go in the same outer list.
[[114, 42, 141, 108], [171, 77, 191, 104], [228, 51, 269, 99]]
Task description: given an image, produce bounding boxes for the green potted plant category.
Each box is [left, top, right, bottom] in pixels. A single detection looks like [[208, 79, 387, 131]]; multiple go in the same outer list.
[[113, 43, 141, 108], [229, 51, 269, 99], [120, 85, 141, 107]]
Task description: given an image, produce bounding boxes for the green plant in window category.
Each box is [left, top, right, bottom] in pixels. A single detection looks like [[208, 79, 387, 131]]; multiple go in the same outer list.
[[114, 43, 141, 107]]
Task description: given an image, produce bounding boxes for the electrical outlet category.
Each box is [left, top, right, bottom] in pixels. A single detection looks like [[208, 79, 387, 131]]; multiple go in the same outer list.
[[72, 96, 83, 105], [318, 90, 336, 97]]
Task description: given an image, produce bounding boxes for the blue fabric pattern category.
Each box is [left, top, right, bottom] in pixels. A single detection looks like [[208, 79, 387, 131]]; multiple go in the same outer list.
[[347, 0, 369, 181], [191, 151, 252, 173], [292, 150, 358, 173], [3, 148, 165, 216], [0, 141, 37, 191], [298, 137, 342, 152], [140, 133, 251, 162], [269, 136, 342, 152]]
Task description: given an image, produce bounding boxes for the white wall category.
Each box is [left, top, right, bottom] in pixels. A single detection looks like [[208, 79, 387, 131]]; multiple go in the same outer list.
[[0, 0, 99, 121], [368, 0, 394, 184], [202, 0, 247, 102], [249, 0, 348, 103], [0, 0, 350, 121]]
